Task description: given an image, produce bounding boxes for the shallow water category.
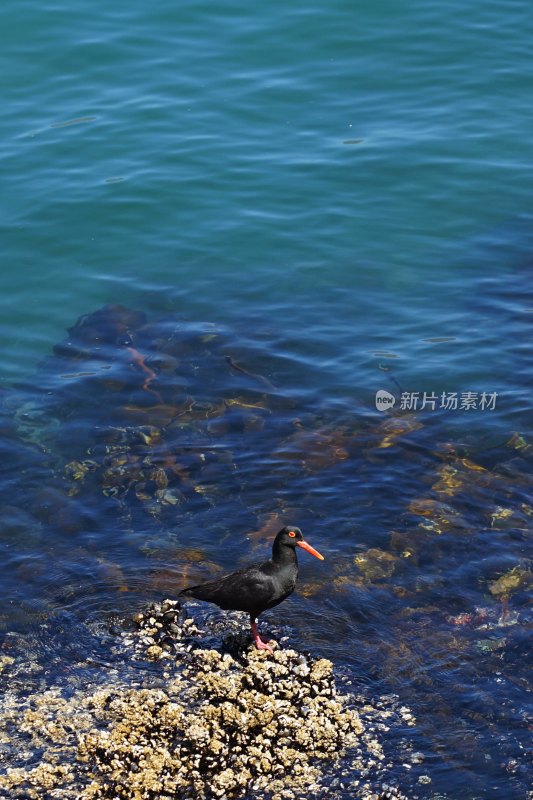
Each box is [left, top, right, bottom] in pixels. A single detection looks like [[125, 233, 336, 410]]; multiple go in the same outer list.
[[0, 299, 531, 798], [1, 0, 532, 797]]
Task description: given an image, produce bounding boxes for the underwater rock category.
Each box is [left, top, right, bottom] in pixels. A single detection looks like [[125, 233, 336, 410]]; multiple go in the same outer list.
[[60, 303, 147, 352], [275, 423, 351, 473], [505, 432, 531, 455], [488, 565, 532, 600], [353, 549, 402, 584], [406, 498, 468, 534], [371, 416, 423, 451]]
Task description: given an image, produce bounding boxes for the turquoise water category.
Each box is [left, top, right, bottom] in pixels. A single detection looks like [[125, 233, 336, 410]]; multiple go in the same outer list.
[[2, 0, 533, 377], [1, 1, 532, 798]]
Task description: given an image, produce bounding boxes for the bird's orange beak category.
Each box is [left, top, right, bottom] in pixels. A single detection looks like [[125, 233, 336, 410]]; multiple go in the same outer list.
[[297, 540, 324, 560]]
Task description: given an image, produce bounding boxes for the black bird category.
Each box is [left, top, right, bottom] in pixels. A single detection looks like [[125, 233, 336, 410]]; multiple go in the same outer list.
[[179, 526, 324, 651]]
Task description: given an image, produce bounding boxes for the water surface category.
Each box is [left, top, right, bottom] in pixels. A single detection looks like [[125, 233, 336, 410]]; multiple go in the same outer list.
[[0, 0, 532, 797]]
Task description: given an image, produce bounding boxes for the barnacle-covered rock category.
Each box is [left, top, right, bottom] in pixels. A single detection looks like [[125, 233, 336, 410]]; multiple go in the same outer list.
[[0, 600, 366, 800], [0, 655, 15, 673], [75, 645, 362, 800]]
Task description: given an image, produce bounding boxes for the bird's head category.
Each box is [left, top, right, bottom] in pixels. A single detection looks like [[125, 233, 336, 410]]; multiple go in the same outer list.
[[277, 526, 324, 560]]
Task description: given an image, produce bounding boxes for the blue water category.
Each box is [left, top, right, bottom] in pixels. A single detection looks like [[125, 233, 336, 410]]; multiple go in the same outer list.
[[1, 1, 532, 798]]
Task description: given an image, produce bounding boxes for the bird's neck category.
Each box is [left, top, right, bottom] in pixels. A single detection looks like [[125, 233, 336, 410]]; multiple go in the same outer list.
[[272, 541, 297, 568]]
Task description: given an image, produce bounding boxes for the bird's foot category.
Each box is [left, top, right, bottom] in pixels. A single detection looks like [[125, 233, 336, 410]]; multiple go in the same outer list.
[[254, 635, 274, 653], [250, 618, 274, 653]]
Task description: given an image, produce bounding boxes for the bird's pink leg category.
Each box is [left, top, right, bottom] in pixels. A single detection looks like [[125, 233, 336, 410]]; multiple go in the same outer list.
[[250, 617, 273, 652]]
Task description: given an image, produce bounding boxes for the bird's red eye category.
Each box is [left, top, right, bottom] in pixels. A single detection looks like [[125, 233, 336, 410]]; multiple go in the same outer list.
[[288, 531, 296, 538]]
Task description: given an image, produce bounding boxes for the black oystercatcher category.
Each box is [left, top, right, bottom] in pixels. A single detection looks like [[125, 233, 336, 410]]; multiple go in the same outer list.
[[179, 526, 324, 652]]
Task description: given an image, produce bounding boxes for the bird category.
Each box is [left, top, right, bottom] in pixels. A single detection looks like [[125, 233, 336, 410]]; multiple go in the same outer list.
[[179, 526, 324, 652]]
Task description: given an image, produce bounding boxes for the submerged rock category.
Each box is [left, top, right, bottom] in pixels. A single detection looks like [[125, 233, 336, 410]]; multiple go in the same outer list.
[[353, 548, 402, 583], [488, 565, 532, 600]]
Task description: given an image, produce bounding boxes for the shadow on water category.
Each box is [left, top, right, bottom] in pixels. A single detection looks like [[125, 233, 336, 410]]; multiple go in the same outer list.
[[0, 291, 531, 799]]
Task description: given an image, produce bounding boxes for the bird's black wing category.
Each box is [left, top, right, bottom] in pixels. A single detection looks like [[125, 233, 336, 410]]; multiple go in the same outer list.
[[180, 563, 278, 613]]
